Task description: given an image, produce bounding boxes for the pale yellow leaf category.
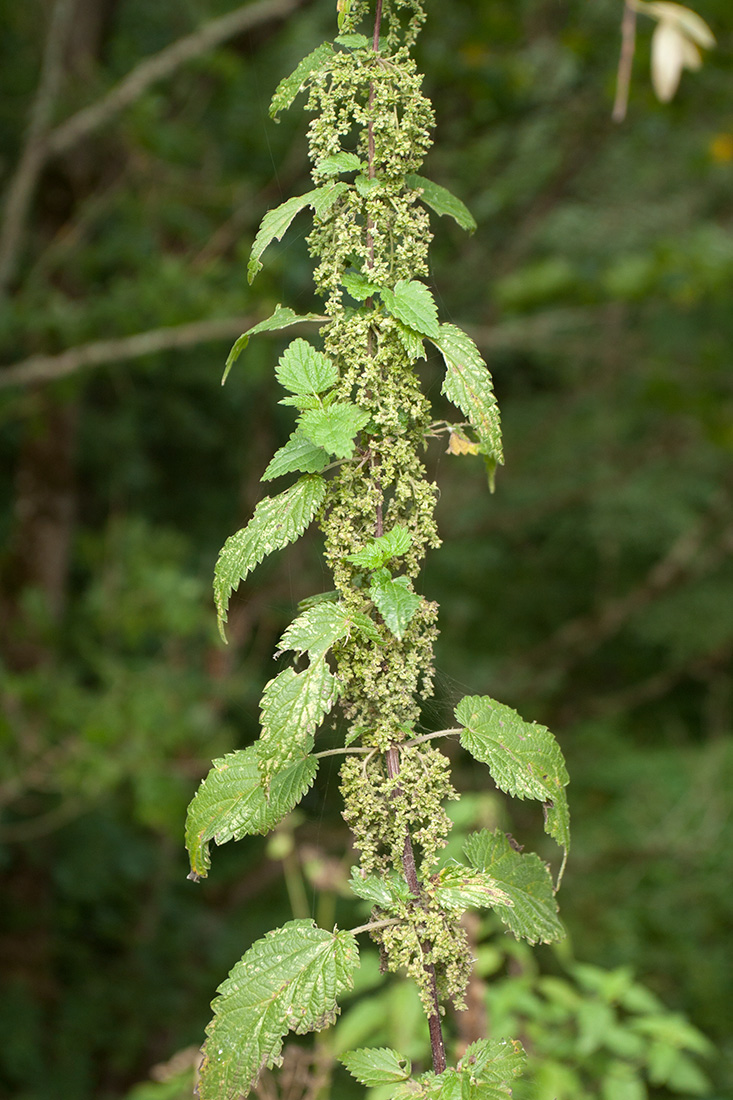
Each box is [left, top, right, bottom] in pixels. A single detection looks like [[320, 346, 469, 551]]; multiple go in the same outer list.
[[636, 2, 715, 48], [447, 431, 480, 456], [651, 21, 686, 101]]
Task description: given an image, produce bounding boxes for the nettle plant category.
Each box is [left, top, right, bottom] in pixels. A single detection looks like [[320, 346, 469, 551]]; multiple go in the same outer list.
[[185, 1, 569, 1097]]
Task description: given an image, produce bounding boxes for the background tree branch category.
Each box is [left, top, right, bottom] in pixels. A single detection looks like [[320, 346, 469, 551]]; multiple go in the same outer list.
[[0, 316, 258, 388], [44, 0, 305, 160], [0, 0, 77, 296]]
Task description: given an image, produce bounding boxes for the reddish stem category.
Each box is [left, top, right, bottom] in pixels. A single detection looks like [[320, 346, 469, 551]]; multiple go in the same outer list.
[[386, 745, 447, 1074]]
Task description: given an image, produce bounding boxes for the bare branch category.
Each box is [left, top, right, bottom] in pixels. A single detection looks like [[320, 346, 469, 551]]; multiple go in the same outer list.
[[45, 0, 305, 160], [612, 2, 638, 122], [0, 316, 257, 389], [0, 0, 77, 296]]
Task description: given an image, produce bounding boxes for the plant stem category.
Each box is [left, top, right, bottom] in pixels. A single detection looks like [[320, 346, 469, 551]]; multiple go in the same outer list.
[[386, 745, 447, 1074]]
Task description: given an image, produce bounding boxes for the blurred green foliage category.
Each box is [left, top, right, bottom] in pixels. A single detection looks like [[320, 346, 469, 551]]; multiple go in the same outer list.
[[0, 0, 731, 1097]]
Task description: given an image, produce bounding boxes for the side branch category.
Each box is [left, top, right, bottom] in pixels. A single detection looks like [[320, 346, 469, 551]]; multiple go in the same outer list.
[[0, 316, 258, 390], [45, 0, 304, 160], [0, 0, 76, 295]]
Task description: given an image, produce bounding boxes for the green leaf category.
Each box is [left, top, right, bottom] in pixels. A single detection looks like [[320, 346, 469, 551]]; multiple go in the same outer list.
[[355, 174, 382, 198], [458, 1038, 527, 1099], [406, 174, 477, 233], [276, 602, 352, 658], [455, 695, 570, 856], [298, 590, 339, 611], [432, 863, 513, 914], [258, 660, 337, 788], [299, 402, 370, 458], [341, 1047, 412, 1086], [431, 324, 503, 468], [185, 747, 317, 879], [199, 920, 359, 1100], [348, 867, 409, 908], [223, 305, 325, 382], [317, 152, 363, 176], [214, 475, 325, 639], [269, 43, 333, 120], [248, 183, 348, 283], [370, 572, 421, 640], [463, 829, 565, 944], [262, 431, 329, 481], [381, 279, 440, 339], [395, 321, 426, 361], [275, 338, 338, 397], [346, 526, 412, 570], [335, 33, 371, 49], [342, 271, 380, 301]]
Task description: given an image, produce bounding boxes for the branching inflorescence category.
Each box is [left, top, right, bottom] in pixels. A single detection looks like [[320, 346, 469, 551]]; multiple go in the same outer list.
[[185, 2, 569, 1096]]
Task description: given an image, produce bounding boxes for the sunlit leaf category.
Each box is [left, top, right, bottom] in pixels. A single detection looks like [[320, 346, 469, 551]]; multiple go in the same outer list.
[[214, 475, 326, 639], [258, 660, 337, 788], [455, 695, 570, 857], [431, 324, 503, 469], [463, 829, 565, 943], [298, 402, 370, 458], [199, 921, 358, 1100], [370, 571, 421, 640], [269, 43, 333, 120], [262, 431, 329, 481], [275, 338, 338, 397], [224, 305, 325, 382], [248, 183, 348, 283], [406, 174, 477, 233], [346, 526, 412, 570], [341, 1047, 412, 1087], [381, 280, 440, 339], [185, 747, 318, 879]]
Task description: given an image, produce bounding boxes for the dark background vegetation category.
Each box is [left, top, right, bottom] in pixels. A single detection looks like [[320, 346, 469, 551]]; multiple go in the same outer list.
[[1, 1, 731, 1097]]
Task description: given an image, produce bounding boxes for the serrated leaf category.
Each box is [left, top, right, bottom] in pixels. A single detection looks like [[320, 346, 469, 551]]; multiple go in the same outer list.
[[269, 43, 333, 120], [223, 305, 325, 382], [462, 829, 565, 943], [458, 1038, 527, 1098], [275, 338, 338, 397], [185, 747, 317, 879], [349, 610, 383, 645], [370, 573, 421, 640], [298, 589, 339, 611], [248, 183, 348, 283], [395, 321, 426, 361], [262, 431, 329, 481], [406, 174, 477, 233], [317, 152, 363, 176], [455, 695, 570, 856], [276, 602, 352, 658], [431, 324, 503, 467], [346, 526, 412, 569], [258, 660, 337, 788], [199, 920, 358, 1100], [342, 271, 380, 301], [335, 33, 371, 49], [432, 864, 513, 914], [341, 1047, 412, 1086], [299, 403, 370, 458], [214, 475, 325, 639], [349, 867, 409, 908], [355, 173, 382, 197], [381, 280, 440, 339]]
